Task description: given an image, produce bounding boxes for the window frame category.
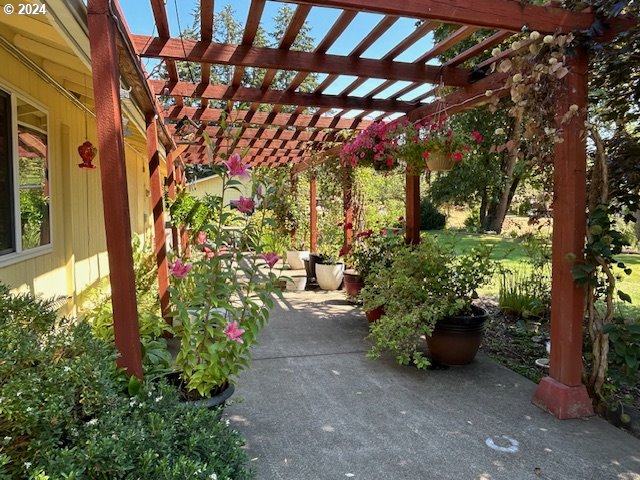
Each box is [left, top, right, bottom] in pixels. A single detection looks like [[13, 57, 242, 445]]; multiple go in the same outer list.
[[0, 81, 53, 267]]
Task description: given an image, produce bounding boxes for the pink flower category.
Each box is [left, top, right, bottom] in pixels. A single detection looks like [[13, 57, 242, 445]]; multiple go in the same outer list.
[[223, 153, 249, 179], [224, 321, 245, 343], [423, 151, 430, 159], [232, 196, 255, 214], [454, 152, 463, 162], [203, 247, 215, 259], [170, 258, 192, 279], [197, 231, 207, 245], [259, 252, 280, 268]]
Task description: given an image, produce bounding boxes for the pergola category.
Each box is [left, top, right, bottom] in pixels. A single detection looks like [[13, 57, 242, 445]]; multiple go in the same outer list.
[[86, 0, 634, 419]]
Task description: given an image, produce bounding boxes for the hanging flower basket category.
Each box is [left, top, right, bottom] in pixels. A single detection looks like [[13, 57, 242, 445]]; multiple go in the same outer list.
[[425, 152, 456, 172]]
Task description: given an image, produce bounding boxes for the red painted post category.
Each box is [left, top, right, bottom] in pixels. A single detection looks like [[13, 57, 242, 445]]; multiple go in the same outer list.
[[147, 118, 171, 322], [87, 0, 142, 378], [166, 151, 180, 253], [405, 173, 420, 245], [343, 168, 354, 249], [532, 46, 593, 419], [310, 173, 318, 252]]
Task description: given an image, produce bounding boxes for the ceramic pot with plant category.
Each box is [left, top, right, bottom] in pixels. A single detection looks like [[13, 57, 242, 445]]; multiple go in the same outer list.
[[314, 253, 345, 291], [286, 242, 309, 270], [168, 122, 283, 403], [365, 235, 497, 369]]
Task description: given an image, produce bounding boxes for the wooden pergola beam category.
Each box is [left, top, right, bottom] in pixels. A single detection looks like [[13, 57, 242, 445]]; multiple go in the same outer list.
[[273, 0, 596, 34], [132, 35, 472, 87], [165, 106, 373, 130], [170, 125, 335, 143], [200, 0, 214, 85], [152, 81, 418, 113]]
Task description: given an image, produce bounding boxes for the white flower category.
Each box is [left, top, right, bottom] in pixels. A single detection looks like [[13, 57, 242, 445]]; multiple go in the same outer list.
[[543, 35, 554, 44], [24, 462, 32, 469], [491, 47, 501, 57], [129, 399, 137, 407], [512, 73, 523, 83], [485, 89, 494, 97], [154, 396, 163, 403], [210, 474, 218, 480], [548, 57, 558, 65], [569, 104, 579, 113], [3, 436, 11, 442], [64, 366, 72, 372], [87, 419, 98, 426], [511, 41, 521, 51], [530, 31, 541, 41], [494, 128, 506, 135], [26, 407, 33, 413]]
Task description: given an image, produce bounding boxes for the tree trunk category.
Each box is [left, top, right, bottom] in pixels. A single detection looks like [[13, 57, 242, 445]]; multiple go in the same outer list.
[[479, 189, 488, 227], [482, 114, 524, 233]]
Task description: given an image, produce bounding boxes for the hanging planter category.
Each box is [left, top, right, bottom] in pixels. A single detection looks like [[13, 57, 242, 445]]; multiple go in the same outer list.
[[425, 151, 456, 172], [77, 140, 97, 169]]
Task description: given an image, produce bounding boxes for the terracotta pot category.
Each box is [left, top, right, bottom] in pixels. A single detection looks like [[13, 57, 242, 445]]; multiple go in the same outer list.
[[316, 263, 345, 290], [426, 305, 489, 365], [365, 305, 385, 323], [343, 270, 364, 298], [426, 151, 456, 172], [286, 250, 309, 270]]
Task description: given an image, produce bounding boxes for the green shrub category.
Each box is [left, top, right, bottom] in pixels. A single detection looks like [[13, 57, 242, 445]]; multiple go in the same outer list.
[[0, 284, 253, 480], [419, 198, 446, 231]]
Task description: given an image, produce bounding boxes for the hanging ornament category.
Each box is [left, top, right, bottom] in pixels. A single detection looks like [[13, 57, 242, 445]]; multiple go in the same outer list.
[[78, 74, 97, 169], [175, 115, 199, 144], [78, 141, 97, 169]]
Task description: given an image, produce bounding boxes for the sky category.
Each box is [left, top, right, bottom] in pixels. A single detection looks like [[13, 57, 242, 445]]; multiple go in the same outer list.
[[118, 0, 437, 118]]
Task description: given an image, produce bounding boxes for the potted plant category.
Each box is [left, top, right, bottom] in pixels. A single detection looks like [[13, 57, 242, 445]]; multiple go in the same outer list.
[[392, 115, 483, 172], [314, 250, 345, 291], [168, 126, 282, 406], [341, 226, 404, 300], [365, 235, 497, 368]]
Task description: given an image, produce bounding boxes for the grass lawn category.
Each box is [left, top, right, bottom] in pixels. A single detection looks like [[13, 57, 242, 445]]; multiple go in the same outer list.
[[426, 230, 640, 320]]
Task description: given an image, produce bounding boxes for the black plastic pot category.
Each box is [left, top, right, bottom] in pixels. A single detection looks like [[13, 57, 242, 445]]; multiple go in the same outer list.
[[426, 305, 489, 365], [165, 372, 235, 410], [308, 252, 323, 280]]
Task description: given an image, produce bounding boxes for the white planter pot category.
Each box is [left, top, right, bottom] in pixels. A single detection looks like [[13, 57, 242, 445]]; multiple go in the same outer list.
[[316, 263, 344, 291], [286, 276, 307, 291], [286, 250, 309, 270]]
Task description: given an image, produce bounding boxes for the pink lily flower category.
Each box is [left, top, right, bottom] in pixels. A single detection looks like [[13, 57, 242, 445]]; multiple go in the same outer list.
[[197, 231, 207, 245], [224, 321, 245, 343], [259, 252, 281, 268], [223, 153, 249, 179], [232, 196, 255, 214], [170, 258, 192, 279]]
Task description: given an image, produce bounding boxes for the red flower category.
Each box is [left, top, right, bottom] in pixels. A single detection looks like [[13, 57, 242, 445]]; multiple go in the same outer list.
[[454, 152, 463, 162], [356, 229, 374, 239], [339, 245, 352, 257], [386, 157, 394, 168], [423, 151, 430, 159], [392, 229, 400, 234], [232, 196, 255, 214], [471, 131, 483, 144], [398, 216, 404, 222]]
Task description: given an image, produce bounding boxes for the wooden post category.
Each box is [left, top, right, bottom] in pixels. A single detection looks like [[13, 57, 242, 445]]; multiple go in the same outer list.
[[147, 117, 171, 321], [532, 46, 593, 419], [343, 168, 354, 250], [175, 164, 189, 255], [87, 0, 142, 378], [310, 172, 318, 252], [166, 150, 180, 253], [405, 173, 420, 245]]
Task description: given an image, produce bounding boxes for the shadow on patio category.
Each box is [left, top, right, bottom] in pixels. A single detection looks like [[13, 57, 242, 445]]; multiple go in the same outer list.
[[227, 289, 640, 480]]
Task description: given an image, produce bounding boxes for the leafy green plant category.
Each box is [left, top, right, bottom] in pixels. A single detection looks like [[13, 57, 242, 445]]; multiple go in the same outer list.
[[604, 318, 640, 387], [341, 227, 404, 281], [363, 235, 498, 368], [499, 269, 550, 319], [169, 118, 282, 398], [83, 236, 172, 378], [0, 284, 253, 479]]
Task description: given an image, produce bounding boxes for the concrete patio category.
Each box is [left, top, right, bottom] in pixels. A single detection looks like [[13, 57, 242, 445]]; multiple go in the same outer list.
[[227, 289, 640, 480]]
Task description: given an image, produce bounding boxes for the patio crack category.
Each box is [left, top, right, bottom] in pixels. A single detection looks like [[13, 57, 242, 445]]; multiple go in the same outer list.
[[253, 350, 369, 361]]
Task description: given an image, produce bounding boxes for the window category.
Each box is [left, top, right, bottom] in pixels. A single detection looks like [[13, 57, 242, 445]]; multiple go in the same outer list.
[[0, 87, 50, 259]]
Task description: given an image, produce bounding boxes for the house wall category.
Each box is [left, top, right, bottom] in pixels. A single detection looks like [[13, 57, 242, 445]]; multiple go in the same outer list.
[[188, 175, 251, 203], [0, 50, 153, 314]]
